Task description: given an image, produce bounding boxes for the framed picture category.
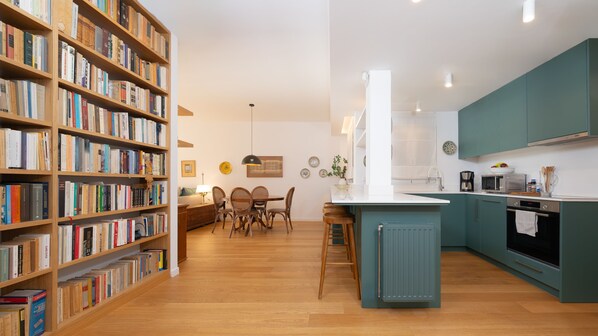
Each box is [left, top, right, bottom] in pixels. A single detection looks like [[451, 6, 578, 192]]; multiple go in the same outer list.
[[247, 156, 283, 178], [181, 160, 196, 177]]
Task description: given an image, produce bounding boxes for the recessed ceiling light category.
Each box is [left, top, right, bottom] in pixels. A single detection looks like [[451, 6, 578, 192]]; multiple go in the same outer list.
[[415, 102, 422, 112], [444, 73, 453, 88], [523, 0, 535, 23], [412, 0, 422, 3]]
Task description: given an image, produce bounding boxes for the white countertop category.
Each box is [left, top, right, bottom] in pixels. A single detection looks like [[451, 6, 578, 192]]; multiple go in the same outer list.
[[408, 190, 598, 202], [330, 185, 450, 205]]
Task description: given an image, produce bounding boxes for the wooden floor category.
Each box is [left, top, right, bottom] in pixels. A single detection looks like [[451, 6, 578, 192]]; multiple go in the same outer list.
[[74, 221, 598, 335]]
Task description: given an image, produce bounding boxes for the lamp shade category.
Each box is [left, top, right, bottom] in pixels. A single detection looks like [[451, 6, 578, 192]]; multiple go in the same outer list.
[[242, 154, 262, 166], [196, 184, 211, 194]]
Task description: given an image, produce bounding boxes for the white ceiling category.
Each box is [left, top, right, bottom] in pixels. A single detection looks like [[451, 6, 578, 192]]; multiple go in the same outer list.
[[142, 0, 598, 133]]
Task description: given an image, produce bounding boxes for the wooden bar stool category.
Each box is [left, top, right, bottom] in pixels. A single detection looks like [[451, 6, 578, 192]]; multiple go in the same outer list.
[[318, 208, 361, 300]]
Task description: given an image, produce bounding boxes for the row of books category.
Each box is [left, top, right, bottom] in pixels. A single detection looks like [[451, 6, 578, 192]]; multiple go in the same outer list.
[[0, 78, 46, 120], [59, 40, 168, 114], [0, 21, 49, 72], [58, 180, 168, 217], [57, 212, 167, 264], [58, 88, 167, 145], [0, 289, 46, 336], [0, 233, 50, 281], [0, 0, 52, 23], [0, 128, 51, 170], [57, 250, 165, 324], [0, 183, 49, 224], [84, 0, 169, 60], [77, 14, 168, 88], [58, 133, 166, 175]]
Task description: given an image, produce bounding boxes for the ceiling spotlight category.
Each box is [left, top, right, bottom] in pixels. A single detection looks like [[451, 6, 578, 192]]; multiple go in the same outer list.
[[444, 73, 453, 88], [523, 0, 535, 23], [415, 102, 422, 112], [412, 0, 422, 3]]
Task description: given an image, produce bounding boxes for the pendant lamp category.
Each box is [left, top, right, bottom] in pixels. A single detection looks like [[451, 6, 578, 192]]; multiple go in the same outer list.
[[242, 103, 262, 166]]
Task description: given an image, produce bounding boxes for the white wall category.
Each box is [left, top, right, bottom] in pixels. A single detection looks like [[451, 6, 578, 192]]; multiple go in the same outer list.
[[178, 120, 346, 220]]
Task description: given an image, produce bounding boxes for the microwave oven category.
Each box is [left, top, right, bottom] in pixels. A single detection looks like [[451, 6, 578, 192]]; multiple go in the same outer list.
[[481, 174, 526, 193]]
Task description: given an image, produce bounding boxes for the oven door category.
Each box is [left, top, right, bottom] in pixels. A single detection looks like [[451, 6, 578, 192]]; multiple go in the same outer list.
[[506, 208, 560, 268]]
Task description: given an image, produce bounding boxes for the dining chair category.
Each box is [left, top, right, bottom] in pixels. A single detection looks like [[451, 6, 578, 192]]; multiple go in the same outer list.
[[267, 187, 295, 233], [211, 186, 233, 233], [229, 187, 259, 238], [251, 186, 269, 226]]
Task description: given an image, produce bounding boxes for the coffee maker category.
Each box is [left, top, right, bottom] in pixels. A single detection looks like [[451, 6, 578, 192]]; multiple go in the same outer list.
[[460, 171, 474, 191]]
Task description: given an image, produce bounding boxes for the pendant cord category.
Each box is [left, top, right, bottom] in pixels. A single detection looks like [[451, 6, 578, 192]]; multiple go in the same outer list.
[[250, 103, 254, 154]]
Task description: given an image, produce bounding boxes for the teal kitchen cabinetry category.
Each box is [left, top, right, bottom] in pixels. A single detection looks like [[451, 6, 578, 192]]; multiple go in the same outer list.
[[527, 39, 598, 144], [465, 195, 507, 264], [458, 76, 527, 159], [419, 194, 466, 247], [477, 196, 507, 264]]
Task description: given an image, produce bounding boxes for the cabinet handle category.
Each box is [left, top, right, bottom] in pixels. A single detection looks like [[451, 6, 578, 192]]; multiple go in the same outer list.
[[377, 224, 382, 298], [506, 209, 549, 217], [482, 199, 502, 204], [515, 259, 544, 274], [475, 199, 479, 221]]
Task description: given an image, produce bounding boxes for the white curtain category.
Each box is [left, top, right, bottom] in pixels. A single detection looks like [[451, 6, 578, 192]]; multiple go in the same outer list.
[[391, 112, 437, 180]]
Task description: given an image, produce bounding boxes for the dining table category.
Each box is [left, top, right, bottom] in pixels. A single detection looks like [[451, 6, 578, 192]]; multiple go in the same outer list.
[[224, 194, 284, 230]]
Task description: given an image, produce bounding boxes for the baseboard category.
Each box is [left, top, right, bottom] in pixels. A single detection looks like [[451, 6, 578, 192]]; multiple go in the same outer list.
[[170, 266, 180, 277]]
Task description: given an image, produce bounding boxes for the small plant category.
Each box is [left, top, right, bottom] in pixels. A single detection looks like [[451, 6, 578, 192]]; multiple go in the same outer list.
[[327, 155, 348, 179]]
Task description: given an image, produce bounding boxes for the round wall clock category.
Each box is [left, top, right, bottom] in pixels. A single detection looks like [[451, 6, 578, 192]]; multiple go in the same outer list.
[[219, 161, 232, 174], [442, 141, 457, 155], [308, 156, 320, 168], [300, 168, 311, 179]]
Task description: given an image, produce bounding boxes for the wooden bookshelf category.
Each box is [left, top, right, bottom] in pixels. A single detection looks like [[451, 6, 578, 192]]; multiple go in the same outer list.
[[0, 0, 172, 333]]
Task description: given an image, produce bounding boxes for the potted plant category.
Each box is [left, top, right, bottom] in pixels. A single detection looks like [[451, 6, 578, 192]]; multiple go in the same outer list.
[[327, 155, 348, 185]]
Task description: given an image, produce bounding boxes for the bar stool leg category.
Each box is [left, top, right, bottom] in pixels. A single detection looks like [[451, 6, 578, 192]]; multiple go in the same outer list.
[[318, 222, 331, 299], [347, 222, 361, 299]]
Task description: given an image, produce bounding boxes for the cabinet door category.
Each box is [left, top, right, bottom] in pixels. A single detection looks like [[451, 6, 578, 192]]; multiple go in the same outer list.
[[458, 102, 480, 159], [466, 196, 481, 252], [479, 197, 507, 263], [527, 40, 589, 143], [497, 76, 527, 151], [420, 194, 466, 247]]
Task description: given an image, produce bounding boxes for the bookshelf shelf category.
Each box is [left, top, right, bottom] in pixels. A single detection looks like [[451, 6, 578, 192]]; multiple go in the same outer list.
[[55, 270, 169, 331], [57, 171, 167, 179], [74, 0, 169, 64], [57, 204, 168, 223], [0, 113, 52, 128], [0, 55, 52, 80], [0, 268, 52, 290], [0, 219, 52, 232], [58, 79, 168, 124], [58, 232, 168, 270], [0, 168, 52, 176], [0, 1, 52, 31], [58, 32, 168, 95], [58, 125, 168, 151]]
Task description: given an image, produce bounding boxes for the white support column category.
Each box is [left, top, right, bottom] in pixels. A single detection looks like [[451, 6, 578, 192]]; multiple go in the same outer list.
[[365, 70, 393, 196]]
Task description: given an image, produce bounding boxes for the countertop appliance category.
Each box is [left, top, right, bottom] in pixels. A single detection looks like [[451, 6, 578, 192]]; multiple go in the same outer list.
[[481, 173, 526, 193], [460, 171, 474, 192], [506, 197, 560, 268]]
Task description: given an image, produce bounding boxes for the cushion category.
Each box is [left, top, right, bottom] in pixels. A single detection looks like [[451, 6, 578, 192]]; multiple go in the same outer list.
[[180, 187, 196, 196]]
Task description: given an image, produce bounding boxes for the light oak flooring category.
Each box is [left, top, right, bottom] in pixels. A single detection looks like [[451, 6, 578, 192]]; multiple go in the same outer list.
[[74, 221, 598, 335]]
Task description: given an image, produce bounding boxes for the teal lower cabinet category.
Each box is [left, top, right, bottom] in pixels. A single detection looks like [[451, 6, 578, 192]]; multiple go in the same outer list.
[[506, 250, 561, 290], [353, 204, 442, 308], [418, 194, 466, 247], [478, 196, 507, 264], [465, 196, 481, 252]]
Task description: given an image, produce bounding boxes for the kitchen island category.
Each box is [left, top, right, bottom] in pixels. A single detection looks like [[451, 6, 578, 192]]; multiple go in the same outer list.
[[331, 186, 449, 308]]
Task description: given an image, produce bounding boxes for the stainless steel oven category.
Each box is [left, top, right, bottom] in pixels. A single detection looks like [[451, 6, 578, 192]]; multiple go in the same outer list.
[[506, 197, 560, 268]]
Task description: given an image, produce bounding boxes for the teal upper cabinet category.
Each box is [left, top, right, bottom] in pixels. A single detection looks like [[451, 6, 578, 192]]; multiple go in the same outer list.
[[527, 40, 592, 144], [458, 76, 527, 159]]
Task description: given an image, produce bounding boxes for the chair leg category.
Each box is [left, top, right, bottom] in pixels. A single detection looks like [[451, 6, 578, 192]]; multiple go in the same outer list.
[[347, 223, 361, 300], [282, 214, 289, 234], [211, 213, 219, 233], [318, 222, 331, 299], [229, 216, 238, 238], [288, 212, 293, 231], [222, 213, 227, 229]]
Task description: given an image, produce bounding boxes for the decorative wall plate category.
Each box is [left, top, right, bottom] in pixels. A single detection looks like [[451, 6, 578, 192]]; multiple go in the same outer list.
[[442, 141, 457, 155], [219, 161, 232, 174], [308, 156, 320, 168], [300, 168, 311, 179], [319, 169, 328, 178]]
